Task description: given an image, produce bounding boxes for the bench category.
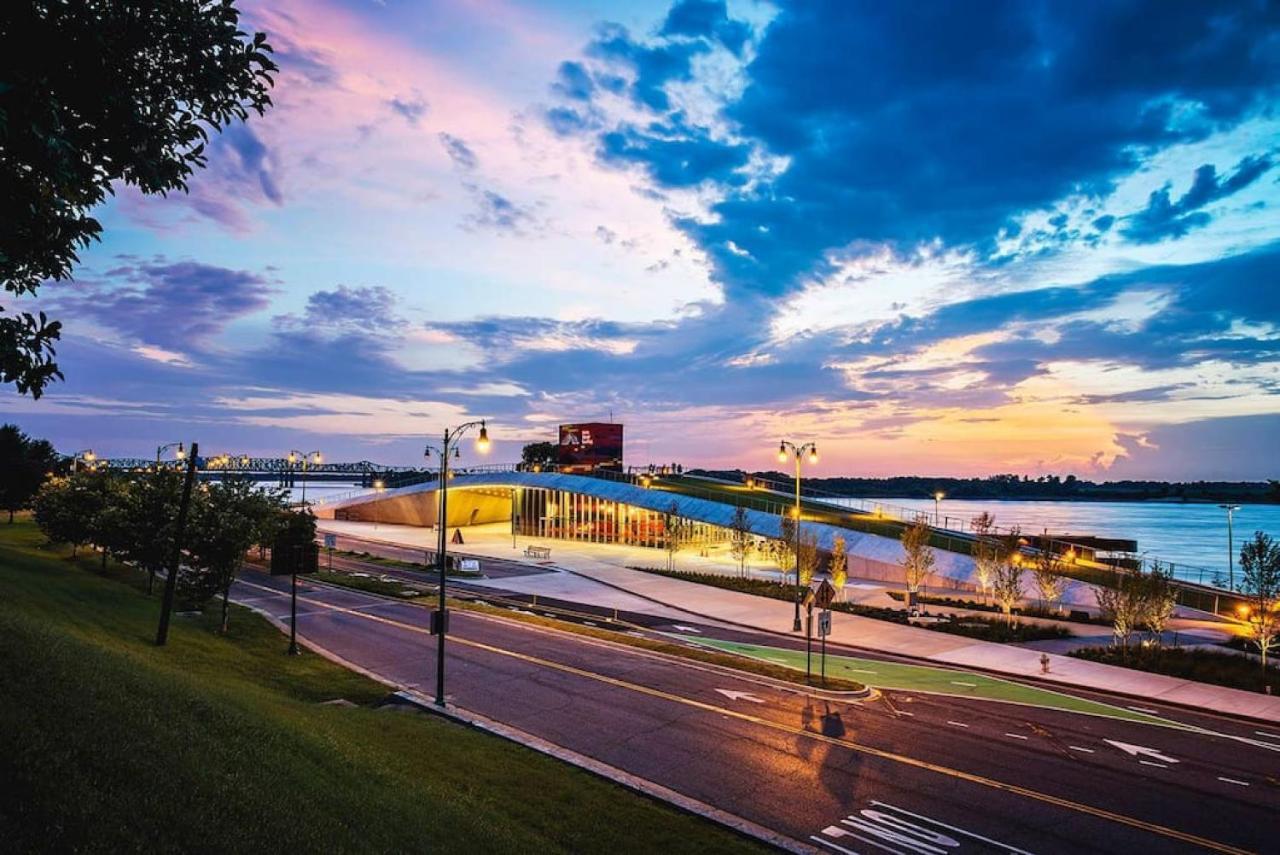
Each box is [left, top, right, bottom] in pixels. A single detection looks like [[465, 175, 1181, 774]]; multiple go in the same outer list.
[[524, 546, 552, 560]]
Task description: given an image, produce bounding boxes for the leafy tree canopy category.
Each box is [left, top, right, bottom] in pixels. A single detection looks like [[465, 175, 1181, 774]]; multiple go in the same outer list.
[[0, 422, 60, 519], [0, 0, 275, 396]]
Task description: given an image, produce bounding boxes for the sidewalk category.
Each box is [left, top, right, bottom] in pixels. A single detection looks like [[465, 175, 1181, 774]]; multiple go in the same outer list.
[[318, 520, 1280, 723]]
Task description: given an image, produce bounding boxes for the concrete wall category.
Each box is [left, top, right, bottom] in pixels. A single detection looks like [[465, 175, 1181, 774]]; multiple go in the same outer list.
[[331, 489, 510, 528]]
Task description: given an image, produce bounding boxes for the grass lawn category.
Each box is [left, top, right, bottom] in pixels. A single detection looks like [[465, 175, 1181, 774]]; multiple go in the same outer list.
[[0, 518, 762, 853]]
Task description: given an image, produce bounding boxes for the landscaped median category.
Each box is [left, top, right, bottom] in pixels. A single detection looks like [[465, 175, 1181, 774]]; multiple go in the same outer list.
[[0, 518, 764, 853]]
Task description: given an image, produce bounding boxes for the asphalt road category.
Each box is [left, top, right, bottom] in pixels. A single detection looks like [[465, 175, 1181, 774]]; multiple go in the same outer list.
[[233, 569, 1279, 855]]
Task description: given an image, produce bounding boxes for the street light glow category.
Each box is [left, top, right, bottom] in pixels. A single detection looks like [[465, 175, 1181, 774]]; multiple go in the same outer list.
[[476, 420, 490, 453], [777, 441, 788, 463]]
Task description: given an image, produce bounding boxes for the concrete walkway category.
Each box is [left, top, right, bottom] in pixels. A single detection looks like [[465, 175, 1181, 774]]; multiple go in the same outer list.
[[318, 520, 1280, 723]]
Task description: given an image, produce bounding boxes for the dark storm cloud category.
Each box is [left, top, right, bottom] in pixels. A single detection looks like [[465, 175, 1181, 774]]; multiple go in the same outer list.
[[554, 0, 1280, 299]]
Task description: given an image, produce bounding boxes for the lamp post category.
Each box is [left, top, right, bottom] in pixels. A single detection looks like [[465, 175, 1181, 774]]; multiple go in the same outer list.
[[156, 442, 185, 467], [287, 450, 322, 506], [777, 439, 818, 632], [933, 491, 944, 526], [1219, 504, 1241, 590], [71, 449, 96, 473], [424, 420, 490, 707]]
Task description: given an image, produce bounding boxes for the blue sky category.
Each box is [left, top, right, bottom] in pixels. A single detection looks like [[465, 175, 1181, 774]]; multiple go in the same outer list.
[[6, 0, 1280, 478]]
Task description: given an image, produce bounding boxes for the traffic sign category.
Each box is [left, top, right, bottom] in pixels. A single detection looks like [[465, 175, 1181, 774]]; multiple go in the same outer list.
[[813, 579, 836, 610], [818, 610, 832, 638], [323, 533, 337, 549]]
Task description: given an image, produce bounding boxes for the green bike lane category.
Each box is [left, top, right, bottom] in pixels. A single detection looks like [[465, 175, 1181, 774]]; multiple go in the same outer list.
[[673, 633, 1190, 729]]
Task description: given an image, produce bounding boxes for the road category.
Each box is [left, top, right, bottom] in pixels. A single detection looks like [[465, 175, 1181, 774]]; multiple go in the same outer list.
[[233, 566, 1279, 854]]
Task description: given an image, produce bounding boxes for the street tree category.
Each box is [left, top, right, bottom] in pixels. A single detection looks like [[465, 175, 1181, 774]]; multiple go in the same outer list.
[[729, 506, 751, 577], [0, 424, 59, 521], [970, 512, 999, 603], [830, 535, 848, 602], [1, 0, 276, 397], [777, 514, 796, 584], [1141, 561, 1177, 645], [32, 473, 103, 556], [797, 528, 820, 587], [119, 468, 186, 594], [1096, 570, 1148, 659], [1239, 531, 1280, 671], [187, 477, 285, 631], [661, 501, 686, 572], [1032, 548, 1068, 613], [990, 531, 1025, 625], [900, 519, 935, 603], [85, 470, 132, 570]]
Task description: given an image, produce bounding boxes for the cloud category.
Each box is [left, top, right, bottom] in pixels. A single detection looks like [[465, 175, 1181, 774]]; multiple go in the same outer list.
[[554, 1, 1280, 299], [552, 61, 595, 100], [438, 132, 478, 170], [274, 285, 402, 333], [387, 94, 428, 124], [659, 0, 751, 54], [53, 260, 276, 354], [462, 185, 536, 233], [1122, 154, 1274, 243]]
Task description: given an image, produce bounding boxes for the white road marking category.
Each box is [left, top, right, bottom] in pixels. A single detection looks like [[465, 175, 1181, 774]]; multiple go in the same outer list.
[[1218, 776, 1250, 787], [583, 621, 597, 627], [896, 711, 914, 717], [847, 668, 877, 674], [868, 801, 1037, 855], [1104, 739, 1179, 764], [946, 720, 969, 728], [1127, 705, 1160, 715], [949, 681, 978, 687], [1068, 745, 1095, 753], [1257, 730, 1280, 739], [1005, 732, 1029, 740], [673, 624, 701, 633], [715, 689, 765, 704], [1140, 761, 1168, 769]]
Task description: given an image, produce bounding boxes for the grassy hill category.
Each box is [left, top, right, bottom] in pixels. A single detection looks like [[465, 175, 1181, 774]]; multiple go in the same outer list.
[[0, 517, 759, 853]]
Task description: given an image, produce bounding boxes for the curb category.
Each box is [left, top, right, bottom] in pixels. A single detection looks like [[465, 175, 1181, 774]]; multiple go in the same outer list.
[[231, 591, 810, 853], [390, 689, 814, 854]]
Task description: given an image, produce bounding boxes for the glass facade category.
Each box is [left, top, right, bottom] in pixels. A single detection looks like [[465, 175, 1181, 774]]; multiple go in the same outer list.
[[510, 487, 730, 551]]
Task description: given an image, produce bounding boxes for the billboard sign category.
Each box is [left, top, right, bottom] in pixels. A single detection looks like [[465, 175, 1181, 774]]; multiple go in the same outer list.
[[557, 422, 623, 472]]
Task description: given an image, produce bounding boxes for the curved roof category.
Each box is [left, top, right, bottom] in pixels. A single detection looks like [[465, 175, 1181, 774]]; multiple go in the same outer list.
[[323, 470, 977, 577]]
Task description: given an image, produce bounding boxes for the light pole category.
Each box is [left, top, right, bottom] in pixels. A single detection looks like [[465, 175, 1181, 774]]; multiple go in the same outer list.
[[933, 491, 944, 526], [1219, 504, 1241, 590], [287, 450, 322, 506], [777, 439, 818, 632], [156, 442, 185, 467], [424, 420, 490, 707]]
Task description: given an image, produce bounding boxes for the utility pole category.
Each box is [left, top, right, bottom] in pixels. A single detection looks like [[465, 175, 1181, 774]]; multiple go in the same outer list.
[[777, 439, 818, 632], [156, 442, 198, 646], [1220, 504, 1241, 590]]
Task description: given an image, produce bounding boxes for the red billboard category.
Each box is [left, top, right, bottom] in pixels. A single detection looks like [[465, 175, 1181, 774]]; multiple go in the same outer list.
[[558, 423, 623, 472]]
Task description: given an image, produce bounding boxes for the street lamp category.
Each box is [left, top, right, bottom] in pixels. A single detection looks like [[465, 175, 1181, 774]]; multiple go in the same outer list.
[[156, 442, 185, 466], [423, 419, 490, 707], [287, 449, 322, 506], [777, 439, 818, 632], [1219, 504, 1241, 590], [933, 491, 944, 526]]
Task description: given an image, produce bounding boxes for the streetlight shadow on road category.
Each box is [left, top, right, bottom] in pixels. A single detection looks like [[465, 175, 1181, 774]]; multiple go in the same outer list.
[[802, 699, 847, 739]]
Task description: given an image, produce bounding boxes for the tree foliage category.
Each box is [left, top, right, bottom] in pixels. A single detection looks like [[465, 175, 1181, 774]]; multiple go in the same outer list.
[[1240, 531, 1280, 670], [1032, 548, 1067, 613], [1, 0, 276, 396], [989, 531, 1025, 624], [796, 528, 820, 588], [0, 423, 60, 520], [970, 512, 1000, 604], [728, 505, 751, 577], [900, 519, 935, 594], [520, 441, 559, 469], [829, 534, 848, 601]]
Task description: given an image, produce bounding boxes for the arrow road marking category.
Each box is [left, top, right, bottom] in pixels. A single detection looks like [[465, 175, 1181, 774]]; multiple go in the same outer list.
[[715, 689, 765, 704], [1104, 739, 1179, 765], [673, 624, 701, 633]]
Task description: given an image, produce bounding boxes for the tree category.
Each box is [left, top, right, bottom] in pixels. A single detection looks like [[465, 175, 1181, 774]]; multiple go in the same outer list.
[[1032, 548, 1068, 613], [829, 535, 848, 602], [186, 477, 286, 631], [970, 512, 999, 603], [777, 514, 796, 584], [118, 468, 186, 594], [1239, 531, 1280, 671], [990, 532, 1025, 625], [661, 501, 686, 572], [1, 1, 276, 397], [796, 528, 820, 587], [84, 470, 132, 570], [900, 519, 935, 600], [521, 441, 558, 469], [1096, 571, 1148, 659], [32, 472, 103, 556], [729, 505, 751, 577], [0, 423, 59, 520], [1141, 561, 1177, 645]]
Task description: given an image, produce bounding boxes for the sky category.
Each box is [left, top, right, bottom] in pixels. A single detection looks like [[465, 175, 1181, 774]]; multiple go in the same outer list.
[[5, 0, 1280, 479]]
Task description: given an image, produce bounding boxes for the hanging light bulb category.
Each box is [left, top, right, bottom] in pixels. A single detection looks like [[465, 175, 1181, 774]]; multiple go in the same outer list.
[[476, 420, 490, 453]]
